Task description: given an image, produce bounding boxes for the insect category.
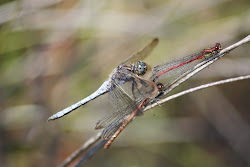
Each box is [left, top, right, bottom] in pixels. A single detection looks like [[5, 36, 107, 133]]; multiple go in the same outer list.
[[49, 39, 161, 148]]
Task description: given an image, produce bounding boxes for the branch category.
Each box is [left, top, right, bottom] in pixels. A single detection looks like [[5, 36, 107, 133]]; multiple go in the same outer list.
[[72, 140, 107, 167], [57, 34, 250, 167], [58, 132, 102, 167], [145, 74, 250, 110]]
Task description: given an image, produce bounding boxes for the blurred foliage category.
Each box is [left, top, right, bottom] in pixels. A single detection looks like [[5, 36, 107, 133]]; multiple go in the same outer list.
[[0, 0, 250, 167]]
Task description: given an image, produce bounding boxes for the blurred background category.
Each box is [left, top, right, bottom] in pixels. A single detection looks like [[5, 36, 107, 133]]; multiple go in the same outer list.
[[0, 0, 250, 167]]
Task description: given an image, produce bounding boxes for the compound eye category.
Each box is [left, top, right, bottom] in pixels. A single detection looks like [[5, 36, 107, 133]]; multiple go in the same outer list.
[[215, 43, 221, 50], [156, 82, 164, 91], [137, 61, 147, 75]]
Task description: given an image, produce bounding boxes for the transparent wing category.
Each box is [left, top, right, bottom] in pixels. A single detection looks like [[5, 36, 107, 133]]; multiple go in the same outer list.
[[101, 113, 135, 140], [109, 71, 157, 111], [151, 51, 204, 80], [95, 80, 139, 139], [95, 109, 131, 130], [95, 73, 158, 139], [121, 38, 159, 65], [101, 119, 124, 140]]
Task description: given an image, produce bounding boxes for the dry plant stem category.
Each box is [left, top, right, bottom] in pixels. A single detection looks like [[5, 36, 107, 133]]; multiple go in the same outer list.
[[145, 74, 250, 110], [58, 34, 250, 167], [58, 132, 102, 167], [72, 140, 107, 167]]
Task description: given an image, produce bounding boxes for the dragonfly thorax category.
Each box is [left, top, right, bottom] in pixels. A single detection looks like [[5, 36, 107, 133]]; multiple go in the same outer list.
[[121, 61, 148, 76]]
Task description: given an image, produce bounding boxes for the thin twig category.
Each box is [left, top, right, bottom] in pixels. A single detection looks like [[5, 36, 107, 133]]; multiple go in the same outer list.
[[145, 74, 250, 110], [58, 132, 102, 167], [58, 34, 250, 167], [219, 35, 250, 54], [72, 140, 107, 167]]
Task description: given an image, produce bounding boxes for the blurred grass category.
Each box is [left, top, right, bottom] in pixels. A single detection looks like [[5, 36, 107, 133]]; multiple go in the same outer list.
[[0, 0, 250, 167]]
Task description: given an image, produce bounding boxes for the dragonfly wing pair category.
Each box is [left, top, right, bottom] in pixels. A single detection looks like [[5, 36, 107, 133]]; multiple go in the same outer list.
[[95, 38, 160, 141], [95, 72, 158, 140]]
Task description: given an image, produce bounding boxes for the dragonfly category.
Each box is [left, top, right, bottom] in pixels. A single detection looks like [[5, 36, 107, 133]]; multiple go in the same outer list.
[[48, 39, 221, 149], [48, 39, 162, 148]]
